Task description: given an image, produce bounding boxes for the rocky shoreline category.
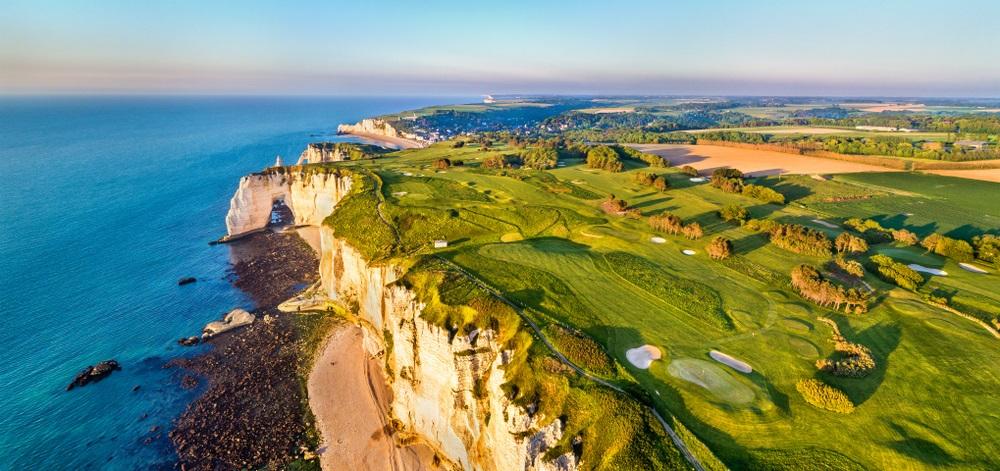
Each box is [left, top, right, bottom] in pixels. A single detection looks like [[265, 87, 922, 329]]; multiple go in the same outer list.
[[167, 229, 322, 470]]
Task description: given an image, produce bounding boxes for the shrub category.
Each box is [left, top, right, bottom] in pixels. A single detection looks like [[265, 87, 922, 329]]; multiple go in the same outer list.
[[791, 264, 869, 313], [586, 145, 624, 172], [835, 232, 869, 254], [707, 237, 733, 260], [815, 318, 875, 378], [521, 147, 559, 169], [680, 165, 699, 177], [743, 218, 780, 234], [433, 158, 452, 170], [868, 254, 923, 290], [796, 379, 855, 413], [649, 212, 683, 234], [844, 218, 892, 243], [601, 194, 639, 217], [921, 233, 974, 262], [451, 140, 466, 148], [681, 222, 704, 240], [719, 205, 749, 223], [891, 229, 919, 246], [972, 234, 1000, 264], [709, 168, 785, 204]]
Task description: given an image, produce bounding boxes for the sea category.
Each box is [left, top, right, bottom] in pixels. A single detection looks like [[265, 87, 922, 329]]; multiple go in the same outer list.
[[0, 95, 459, 469]]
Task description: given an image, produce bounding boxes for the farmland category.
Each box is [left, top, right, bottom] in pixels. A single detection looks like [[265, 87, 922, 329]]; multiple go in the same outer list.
[[322, 140, 1000, 470]]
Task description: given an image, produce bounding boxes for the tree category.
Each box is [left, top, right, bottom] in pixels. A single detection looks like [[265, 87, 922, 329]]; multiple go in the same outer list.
[[706, 237, 733, 260], [649, 213, 683, 234], [521, 147, 558, 169], [433, 158, 451, 170], [790, 264, 869, 313], [719, 205, 749, 223], [586, 145, 624, 172], [682, 222, 704, 240], [973, 234, 1000, 264], [835, 232, 869, 254], [891, 229, 919, 246], [921, 233, 974, 262]]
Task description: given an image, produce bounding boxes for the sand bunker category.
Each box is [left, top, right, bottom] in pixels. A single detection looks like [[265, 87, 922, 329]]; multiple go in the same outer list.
[[682, 249, 696, 255], [391, 191, 408, 197], [959, 263, 989, 274], [709, 350, 752, 373], [908, 264, 947, 276], [402, 172, 413, 176], [811, 219, 839, 229], [689, 177, 706, 182], [625, 345, 662, 369], [650, 236, 666, 244]]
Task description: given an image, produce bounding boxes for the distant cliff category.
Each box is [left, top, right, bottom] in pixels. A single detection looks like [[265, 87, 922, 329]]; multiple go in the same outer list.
[[336, 118, 427, 148], [296, 142, 390, 165]]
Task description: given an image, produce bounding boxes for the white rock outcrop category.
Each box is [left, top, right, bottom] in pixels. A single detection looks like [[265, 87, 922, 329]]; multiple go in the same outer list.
[[296, 143, 350, 165], [223, 169, 352, 238], [203, 308, 255, 338], [318, 226, 576, 471], [336, 118, 425, 143]]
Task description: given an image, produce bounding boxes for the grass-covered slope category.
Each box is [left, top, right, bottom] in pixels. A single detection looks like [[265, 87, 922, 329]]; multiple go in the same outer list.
[[320, 140, 1000, 470]]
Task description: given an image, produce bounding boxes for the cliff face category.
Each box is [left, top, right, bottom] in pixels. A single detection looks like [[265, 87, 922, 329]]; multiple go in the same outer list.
[[317, 228, 576, 471], [226, 167, 575, 470], [336, 118, 425, 144], [224, 170, 352, 238]]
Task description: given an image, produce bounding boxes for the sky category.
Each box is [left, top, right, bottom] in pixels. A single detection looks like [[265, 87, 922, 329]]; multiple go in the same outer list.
[[1, 0, 998, 97]]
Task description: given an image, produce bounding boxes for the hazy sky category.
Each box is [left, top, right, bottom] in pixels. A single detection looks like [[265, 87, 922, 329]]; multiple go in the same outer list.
[[2, 0, 998, 97]]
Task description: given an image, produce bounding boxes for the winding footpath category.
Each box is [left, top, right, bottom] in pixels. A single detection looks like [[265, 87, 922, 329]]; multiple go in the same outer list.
[[433, 256, 707, 471]]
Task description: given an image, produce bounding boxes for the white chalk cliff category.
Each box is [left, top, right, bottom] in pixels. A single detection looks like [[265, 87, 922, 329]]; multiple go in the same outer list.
[[337, 118, 425, 143], [223, 168, 352, 238], [224, 167, 576, 471]]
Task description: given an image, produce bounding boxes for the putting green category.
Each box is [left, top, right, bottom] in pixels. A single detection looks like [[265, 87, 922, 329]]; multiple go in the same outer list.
[[787, 335, 820, 358], [781, 318, 813, 333], [668, 358, 755, 405]]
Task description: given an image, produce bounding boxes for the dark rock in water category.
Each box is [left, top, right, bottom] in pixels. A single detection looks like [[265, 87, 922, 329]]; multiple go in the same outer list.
[[180, 375, 199, 390], [178, 277, 197, 286], [178, 336, 200, 347], [132, 385, 141, 392], [66, 360, 121, 391]]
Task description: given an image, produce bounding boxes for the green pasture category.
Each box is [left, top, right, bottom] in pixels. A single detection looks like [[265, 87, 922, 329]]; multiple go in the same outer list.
[[324, 144, 1000, 470]]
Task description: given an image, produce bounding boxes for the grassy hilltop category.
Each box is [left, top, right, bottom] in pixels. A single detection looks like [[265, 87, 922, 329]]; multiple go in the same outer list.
[[315, 138, 1000, 470]]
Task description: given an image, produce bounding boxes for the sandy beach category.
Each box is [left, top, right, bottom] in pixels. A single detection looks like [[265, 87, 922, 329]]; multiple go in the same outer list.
[[633, 144, 895, 176], [308, 324, 442, 471], [340, 131, 426, 150]]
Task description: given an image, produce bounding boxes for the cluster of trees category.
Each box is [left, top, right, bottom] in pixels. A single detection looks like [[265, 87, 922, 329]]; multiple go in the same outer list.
[[695, 131, 999, 162], [586, 145, 624, 172], [791, 264, 869, 313], [796, 379, 855, 414], [633, 171, 670, 191], [521, 147, 559, 169], [433, 158, 463, 169], [602, 194, 640, 218], [844, 218, 918, 245], [649, 212, 702, 238], [482, 154, 521, 169], [868, 254, 924, 290], [834, 232, 869, 254], [921, 233, 975, 262], [830, 256, 865, 278], [709, 168, 786, 204], [972, 235, 1000, 264], [815, 318, 876, 378], [680, 165, 700, 177], [753, 222, 833, 256], [719, 204, 750, 223], [707, 237, 733, 260]]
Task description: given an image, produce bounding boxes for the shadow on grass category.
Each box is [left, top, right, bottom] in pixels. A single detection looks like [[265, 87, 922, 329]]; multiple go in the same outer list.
[[823, 320, 902, 406], [884, 420, 959, 466]]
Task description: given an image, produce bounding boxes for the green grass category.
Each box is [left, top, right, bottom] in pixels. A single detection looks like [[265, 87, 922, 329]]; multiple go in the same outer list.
[[318, 144, 1000, 470]]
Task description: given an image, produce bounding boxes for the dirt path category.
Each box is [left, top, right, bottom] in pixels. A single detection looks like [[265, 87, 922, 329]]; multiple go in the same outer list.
[[308, 325, 441, 471]]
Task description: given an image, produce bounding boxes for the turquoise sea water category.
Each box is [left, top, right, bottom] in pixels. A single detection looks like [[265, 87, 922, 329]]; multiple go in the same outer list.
[[0, 96, 453, 468]]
